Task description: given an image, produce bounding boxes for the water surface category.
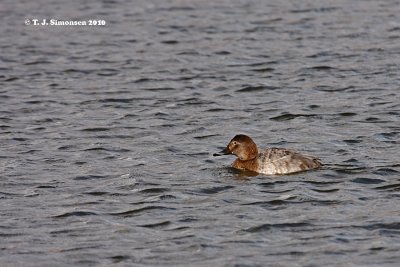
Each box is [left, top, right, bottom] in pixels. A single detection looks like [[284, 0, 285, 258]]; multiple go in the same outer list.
[[1, 0, 400, 266]]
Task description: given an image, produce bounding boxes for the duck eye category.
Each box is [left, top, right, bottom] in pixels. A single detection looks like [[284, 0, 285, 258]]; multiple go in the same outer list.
[[232, 141, 238, 145]]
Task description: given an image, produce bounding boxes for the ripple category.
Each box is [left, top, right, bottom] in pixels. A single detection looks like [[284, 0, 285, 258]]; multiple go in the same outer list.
[[351, 178, 386, 184], [3, 76, 19, 82], [98, 98, 136, 103], [81, 127, 110, 132], [242, 198, 295, 206], [73, 175, 109, 180], [63, 68, 93, 75], [314, 86, 355, 92], [193, 134, 218, 139], [110, 206, 175, 217], [84, 191, 110, 196], [270, 113, 317, 121], [343, 139, 362, 144], [142, 87, 175, 92], [236, 85, 278, 92], [334, 166, 368, 174], [361, 222, 400, 231], [372, 168, 399, 176], [82, 147, 131, 153], [139, 188, 170, 194], [54, 211, 99, 218], [311, 188, 340, 193], [109, 255, 133, 264], [374, 183, 400, 191], [308, 65, 336, 71], [250, 67, 275, 72], [243, 222, 311, 233], [138, 221, 171, 228], [339, 112, 357, 117], [195, 185, 235, 195]]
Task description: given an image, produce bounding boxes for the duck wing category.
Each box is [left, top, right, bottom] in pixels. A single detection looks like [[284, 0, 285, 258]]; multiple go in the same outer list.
[[259, 148, 321, 174]]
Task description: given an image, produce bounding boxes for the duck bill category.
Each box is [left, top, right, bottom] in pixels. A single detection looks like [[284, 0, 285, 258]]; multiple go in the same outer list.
[[213, 147, 231, 157]]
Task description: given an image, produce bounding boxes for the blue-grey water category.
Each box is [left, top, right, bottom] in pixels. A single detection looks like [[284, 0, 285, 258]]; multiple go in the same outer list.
[[1, 0, 400, 266]]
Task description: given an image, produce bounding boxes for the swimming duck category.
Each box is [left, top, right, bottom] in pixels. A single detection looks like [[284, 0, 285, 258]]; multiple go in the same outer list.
[[213, 134, 321, 175]]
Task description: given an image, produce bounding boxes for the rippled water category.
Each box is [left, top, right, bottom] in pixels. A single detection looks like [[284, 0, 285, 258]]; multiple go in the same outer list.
[[1, 0, 400, 266]]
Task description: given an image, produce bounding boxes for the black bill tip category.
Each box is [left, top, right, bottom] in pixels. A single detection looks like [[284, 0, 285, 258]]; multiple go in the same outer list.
[[213, 147, 230, 157]]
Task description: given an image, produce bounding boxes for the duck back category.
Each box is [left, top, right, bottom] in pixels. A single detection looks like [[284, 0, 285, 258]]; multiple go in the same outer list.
[[257, 148, 321, 175]]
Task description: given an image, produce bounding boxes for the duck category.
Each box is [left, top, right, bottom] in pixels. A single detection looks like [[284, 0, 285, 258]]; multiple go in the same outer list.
[[213, 134, 321, 175]]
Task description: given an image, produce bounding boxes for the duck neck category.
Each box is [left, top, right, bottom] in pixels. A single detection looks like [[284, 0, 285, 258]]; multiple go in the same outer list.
[[240, 146, 258, 161]]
